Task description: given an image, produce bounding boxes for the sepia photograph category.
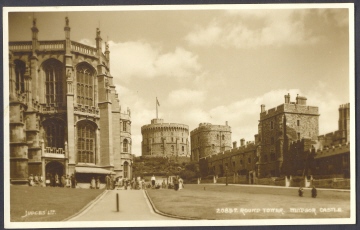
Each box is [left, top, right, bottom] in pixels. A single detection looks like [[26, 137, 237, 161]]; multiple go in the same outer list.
[[3, 3, 355, 228]]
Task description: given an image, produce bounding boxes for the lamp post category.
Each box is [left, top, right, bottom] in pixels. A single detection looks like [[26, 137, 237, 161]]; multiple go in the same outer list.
[[226, 166, 228, 186]]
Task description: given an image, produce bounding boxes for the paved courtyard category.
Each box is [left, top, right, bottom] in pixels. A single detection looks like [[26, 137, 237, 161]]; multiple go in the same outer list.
[[68, 189, 175, 221]]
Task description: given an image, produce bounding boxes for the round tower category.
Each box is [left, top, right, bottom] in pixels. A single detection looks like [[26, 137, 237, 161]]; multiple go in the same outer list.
[[190, 122, 232, 161], [141, 119, 190, 157]]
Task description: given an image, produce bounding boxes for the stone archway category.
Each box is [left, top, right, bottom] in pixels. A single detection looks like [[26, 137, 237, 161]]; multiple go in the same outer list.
[[46, 161, 64, 178]]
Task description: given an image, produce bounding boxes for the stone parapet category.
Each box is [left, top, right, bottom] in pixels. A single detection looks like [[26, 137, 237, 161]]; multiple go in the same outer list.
[[260, 104, 319, 120]]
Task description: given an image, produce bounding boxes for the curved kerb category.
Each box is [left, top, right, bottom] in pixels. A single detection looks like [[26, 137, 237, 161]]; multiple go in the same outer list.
[[144, 190, 206, 220]]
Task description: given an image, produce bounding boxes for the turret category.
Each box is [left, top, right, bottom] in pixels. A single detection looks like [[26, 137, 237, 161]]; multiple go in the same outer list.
[[95, 28, 102, 53], [64, 17, 71, 54], [240, 138, 245, 147], [233, 141, 237, 148], [284, 93, 290, 104], [31, 18, 39, 56]]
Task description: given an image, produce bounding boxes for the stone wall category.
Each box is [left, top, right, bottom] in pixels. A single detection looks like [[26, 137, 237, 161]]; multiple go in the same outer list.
[[190, 122, 232, 161]]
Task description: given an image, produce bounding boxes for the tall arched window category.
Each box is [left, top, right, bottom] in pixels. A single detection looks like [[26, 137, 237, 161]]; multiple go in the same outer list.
[[123, 139, 129, 152], [43, 59, 63, 105], [171, 145, 174, 154], [14, 60, 25, 94], [123, 161, 129, 178], [43, 119, 65, 148], [77, 122, 95, 163], [76, 63, 94, 106]]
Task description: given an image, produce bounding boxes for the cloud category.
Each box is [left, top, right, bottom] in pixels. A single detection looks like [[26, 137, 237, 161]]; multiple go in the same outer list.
[[167, 89, 206, 107], [185, 10, 325, 49], [108, 41, 201, 80]]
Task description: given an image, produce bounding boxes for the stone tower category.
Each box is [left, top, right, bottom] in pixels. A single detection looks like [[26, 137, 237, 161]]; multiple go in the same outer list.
[[141, 119, 190, 157], [190, 122, 232, 162], [257, 94, 319, 177], [338, 103, 350, 144]]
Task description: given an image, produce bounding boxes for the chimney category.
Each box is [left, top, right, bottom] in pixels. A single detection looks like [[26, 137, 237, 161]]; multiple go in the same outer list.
[[261, 104, 266, 113], [233, 141, 237, 148], [296, 94, 307, 105], [284, 93, 290, 104], [225, 121, 228, 126], [240, 138, 245, 146]]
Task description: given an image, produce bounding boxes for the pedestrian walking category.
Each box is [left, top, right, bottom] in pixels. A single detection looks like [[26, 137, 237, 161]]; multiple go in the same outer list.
[[91, 177, 96, 189], [174, 175, 179, 191], [179, 177, 184, 190], [71, 174, 76, 188], [311, 186, 317, 198], [151, 175, 156, 188], [55, 173, 60, 187], [45, 173, 51, 187], [105, 174, 111, 190], [66, 175, 72, 188], [96, 177, 100, 189], [61, 175, 66, 187], [298, 187, 304, 197]]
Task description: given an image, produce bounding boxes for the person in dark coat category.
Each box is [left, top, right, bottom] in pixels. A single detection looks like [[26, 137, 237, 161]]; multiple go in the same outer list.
[[298, 187, 304, 197], [71, 174, 76, 188], [105, 174, 111, 190], [174, 176, 179, 191], [311, 186, 317, 198]]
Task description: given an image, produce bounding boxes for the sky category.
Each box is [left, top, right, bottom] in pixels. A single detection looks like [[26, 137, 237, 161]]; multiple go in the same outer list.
[[7, 6, 351, 156]]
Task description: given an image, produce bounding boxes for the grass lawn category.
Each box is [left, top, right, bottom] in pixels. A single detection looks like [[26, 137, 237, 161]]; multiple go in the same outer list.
[[10, 185, 104, 222], [147, 184, 350, 220]]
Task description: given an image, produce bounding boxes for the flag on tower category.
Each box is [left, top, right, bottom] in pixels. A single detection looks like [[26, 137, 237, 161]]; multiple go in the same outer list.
[[156, 97, 160, 107]]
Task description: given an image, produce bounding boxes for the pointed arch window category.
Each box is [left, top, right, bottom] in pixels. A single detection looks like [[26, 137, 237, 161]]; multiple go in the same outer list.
[[43, 59, 63, 105], [76, 64, 94, 106], [77, 122, 95, 163], [43, 119, 65, 149], [14, 60, 25, 94]]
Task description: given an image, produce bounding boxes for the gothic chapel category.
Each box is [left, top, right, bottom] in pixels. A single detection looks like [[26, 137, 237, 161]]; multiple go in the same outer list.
[[9, 17, 133, 185]]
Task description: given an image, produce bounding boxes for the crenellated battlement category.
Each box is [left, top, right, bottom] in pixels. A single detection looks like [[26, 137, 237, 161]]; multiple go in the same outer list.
[[260, 104, 319, 120], [141, 122, 189, 133], [201, 142, 257, 162], [260, 94, 319, 120], [339, 103, 350, 109], [190, 123, 231, 134], [314, 142, 350, 159]]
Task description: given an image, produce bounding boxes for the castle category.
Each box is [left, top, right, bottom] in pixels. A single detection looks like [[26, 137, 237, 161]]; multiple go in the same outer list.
[[197, 94, 350, 181], [8, 17, 133, 185], [141, 118, 190, 158], [190, 122, 232, 161]]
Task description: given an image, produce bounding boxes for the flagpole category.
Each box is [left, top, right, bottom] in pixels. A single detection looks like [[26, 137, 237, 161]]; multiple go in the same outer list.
[[156, 97, 158, 119]]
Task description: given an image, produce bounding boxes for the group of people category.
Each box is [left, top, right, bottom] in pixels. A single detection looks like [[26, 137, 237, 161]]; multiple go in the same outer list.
[[150, 175, 184, 191], [90, 177, 101, 189], [28, 173, 76, 188], [28, 174, 43, 186], [298, 186, 317, 198], [172, 175, 184, 191]]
